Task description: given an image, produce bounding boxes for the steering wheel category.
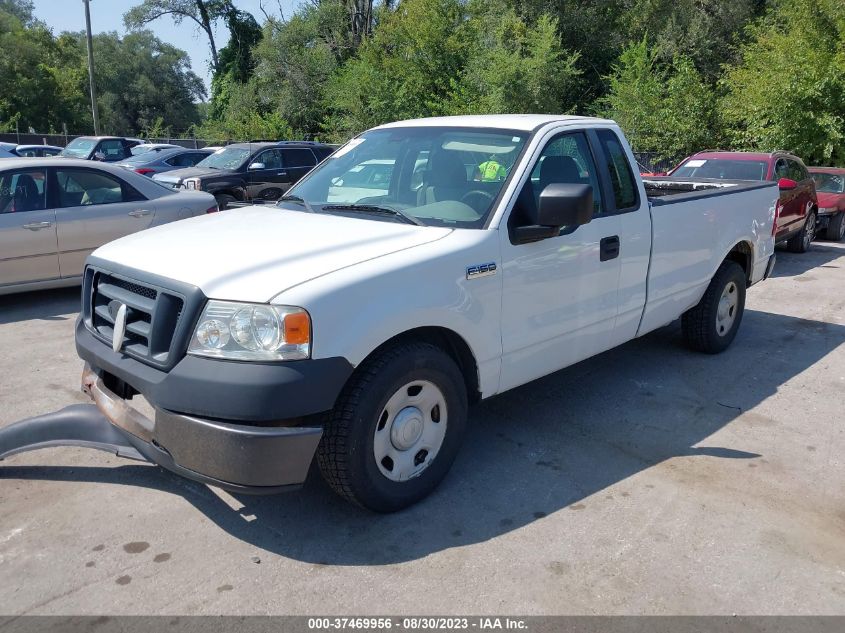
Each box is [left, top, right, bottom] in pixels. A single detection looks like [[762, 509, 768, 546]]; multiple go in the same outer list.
[[461, 190, 494, 212]]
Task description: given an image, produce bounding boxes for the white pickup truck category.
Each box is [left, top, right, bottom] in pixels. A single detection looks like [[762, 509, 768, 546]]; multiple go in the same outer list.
[[1, 115, 779, 512]]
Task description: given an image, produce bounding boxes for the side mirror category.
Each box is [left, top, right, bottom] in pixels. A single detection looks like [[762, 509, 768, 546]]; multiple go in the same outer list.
[[778, 178, 798, 191], [93, 151, 106, 161], [248, 162, 265, 171], [513, 183, 593, 244]]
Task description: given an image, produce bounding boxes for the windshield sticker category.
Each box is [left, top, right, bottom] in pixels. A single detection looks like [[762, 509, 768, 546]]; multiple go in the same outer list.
[[333, 138, 365, 158], [685, 159, 707, 168]]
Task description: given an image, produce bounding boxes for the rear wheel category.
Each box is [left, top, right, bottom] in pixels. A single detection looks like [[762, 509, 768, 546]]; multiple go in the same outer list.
[[317, 341, 468, 512], [682, 261, 746, 354], [214, 193, 236, 210], [787, 211, 816, 252], [825, 212, 845, 241]]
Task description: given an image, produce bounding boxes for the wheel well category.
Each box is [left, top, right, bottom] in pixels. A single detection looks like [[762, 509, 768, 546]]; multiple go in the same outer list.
[[362, 327, 481, 404], [213, 189, 241, 201], [725, 242, 753, 286]]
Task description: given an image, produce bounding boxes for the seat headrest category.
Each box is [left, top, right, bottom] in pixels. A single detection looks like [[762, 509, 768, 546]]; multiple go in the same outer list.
[[539, 155, 581, 189], [429, 151, 467, 187]]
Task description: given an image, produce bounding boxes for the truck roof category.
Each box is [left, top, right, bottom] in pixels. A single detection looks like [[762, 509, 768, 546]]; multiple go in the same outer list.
[[374, 114, 616, 132]]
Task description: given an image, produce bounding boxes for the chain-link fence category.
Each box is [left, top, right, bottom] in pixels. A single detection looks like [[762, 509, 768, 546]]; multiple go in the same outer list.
[[0, 132, 223, 149], [632, 152, 678, 174]]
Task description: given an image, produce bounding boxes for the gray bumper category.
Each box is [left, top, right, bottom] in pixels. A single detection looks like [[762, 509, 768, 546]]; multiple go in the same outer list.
[[79, 364, 322, 492], [0, 366, 321, 494]]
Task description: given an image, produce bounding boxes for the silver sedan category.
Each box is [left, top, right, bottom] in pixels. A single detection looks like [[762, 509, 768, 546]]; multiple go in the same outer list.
[[0, 158, 218, 295]]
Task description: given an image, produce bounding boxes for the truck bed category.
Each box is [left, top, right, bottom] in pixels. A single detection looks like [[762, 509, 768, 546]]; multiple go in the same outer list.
[[642, 176, 775, 203], [636, 176, 778, 336]]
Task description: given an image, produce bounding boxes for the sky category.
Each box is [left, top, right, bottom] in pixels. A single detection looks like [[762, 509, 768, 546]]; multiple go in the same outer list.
[[31, 0, 302, 94]]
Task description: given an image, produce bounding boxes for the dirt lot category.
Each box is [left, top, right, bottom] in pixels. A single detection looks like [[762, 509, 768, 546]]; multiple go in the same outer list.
[[0, 244, 843, 615]]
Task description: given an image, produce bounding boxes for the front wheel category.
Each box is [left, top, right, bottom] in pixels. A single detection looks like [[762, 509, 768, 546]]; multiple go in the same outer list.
[[825, 212, 845, 241], [214, 193, 237, 210], [682, 261, 746, 354], [317, 341, 468, 512], [787, 211, 816, 252]]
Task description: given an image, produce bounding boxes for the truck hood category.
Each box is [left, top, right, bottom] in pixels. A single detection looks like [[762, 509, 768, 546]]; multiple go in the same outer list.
[[91, 206, 453, 302]]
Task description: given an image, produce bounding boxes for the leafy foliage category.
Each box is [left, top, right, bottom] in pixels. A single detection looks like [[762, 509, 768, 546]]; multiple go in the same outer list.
[[721, 0, 845, 165], [600, 38, 719, 161]]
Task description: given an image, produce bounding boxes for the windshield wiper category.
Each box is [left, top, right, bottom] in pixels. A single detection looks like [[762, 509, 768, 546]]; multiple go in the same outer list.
[[278, 195, 316, 213], [321, 204, 424, 226]]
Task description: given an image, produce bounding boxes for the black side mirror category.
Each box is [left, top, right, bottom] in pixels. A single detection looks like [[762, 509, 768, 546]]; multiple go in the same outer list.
[[513, 183, 593, 244]]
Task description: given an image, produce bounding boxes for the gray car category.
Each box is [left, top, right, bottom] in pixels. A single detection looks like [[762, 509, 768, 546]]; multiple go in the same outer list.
[[117, 146, 214, 177], [0, 158, 218, 295]]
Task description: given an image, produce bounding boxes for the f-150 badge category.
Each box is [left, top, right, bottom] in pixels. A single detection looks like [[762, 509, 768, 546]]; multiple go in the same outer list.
[[466, 262, 497, 280]]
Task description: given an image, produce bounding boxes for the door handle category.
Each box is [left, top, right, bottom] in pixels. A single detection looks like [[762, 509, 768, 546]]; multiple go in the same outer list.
[[275, 171, 288, 176], [22, 221, 52, 230], [600, 235, 620, 262], [128, 209, 151, 218]]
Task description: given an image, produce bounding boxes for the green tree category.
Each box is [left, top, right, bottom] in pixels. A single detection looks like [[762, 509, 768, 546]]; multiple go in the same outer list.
[[450, 1, 580, 115], [208, 6, 262, 119], [124, 0, 233, 73], [0, 7, 88, 132], [721, 0, 845, 165], [600, 37, 718, 160], [84, 30, 205, 135]]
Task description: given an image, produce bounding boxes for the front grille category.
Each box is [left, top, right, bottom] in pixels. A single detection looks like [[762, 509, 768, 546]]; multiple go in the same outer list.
[[84, 268, 189, 368]]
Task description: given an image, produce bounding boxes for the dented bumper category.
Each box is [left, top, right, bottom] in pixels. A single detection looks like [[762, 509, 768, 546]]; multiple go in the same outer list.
[[79, 364, 323, 493]]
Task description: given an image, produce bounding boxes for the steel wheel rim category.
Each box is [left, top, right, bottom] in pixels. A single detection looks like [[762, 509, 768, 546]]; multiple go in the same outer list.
[[373, 380, 448, 482], [716, 281, 738, 337]]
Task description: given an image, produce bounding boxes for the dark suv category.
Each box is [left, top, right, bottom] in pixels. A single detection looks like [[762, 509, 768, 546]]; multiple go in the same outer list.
[[671, 151, 819, 252], [152, 141, 334, 209], [59, 136, 142, 162]]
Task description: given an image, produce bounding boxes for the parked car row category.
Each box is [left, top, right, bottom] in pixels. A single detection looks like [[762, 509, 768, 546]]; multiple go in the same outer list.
[[647, 149, 845, 250]]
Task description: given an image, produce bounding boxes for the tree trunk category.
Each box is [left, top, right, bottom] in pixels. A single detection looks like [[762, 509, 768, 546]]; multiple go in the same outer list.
[[347, 0, 374, 47], [196, 0, 220, 72]]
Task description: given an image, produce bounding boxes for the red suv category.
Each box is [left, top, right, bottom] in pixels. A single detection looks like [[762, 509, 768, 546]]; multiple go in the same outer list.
[[808, 167, 845, 241], [671, 151, 819, 252]]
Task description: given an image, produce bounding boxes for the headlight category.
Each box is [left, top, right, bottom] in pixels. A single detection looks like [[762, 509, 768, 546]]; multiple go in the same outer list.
[[819, 207, 836, 214], [188, 301, 310, 361], [183, 178, 201, 190]]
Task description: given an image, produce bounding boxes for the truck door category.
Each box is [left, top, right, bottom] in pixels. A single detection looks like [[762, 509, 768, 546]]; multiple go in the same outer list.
[[498, 130, 623, 392]]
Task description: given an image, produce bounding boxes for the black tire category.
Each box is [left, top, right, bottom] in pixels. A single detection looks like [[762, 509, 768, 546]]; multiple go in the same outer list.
[[682, 261, 746, 354], [215, 193, 236, 210], [317, 341, 468, 512], [787, 211, 816, 252], [825, 212, 845, 241]]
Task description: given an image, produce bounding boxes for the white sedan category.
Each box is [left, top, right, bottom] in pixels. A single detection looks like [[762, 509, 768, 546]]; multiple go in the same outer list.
[[0, 158, 218, 295]]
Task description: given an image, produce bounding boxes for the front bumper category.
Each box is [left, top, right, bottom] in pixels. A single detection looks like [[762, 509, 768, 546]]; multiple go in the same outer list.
[[80, 364, 322, 492], [75, 318, 353, 422]]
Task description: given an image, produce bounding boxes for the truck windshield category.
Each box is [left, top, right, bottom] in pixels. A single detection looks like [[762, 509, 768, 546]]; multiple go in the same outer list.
[[60, 138, 96, 158], [811, 172, 845, 193], [195, 147, 251, 170], [673, 158, 769, 181], [281, 126, 528, 228]]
